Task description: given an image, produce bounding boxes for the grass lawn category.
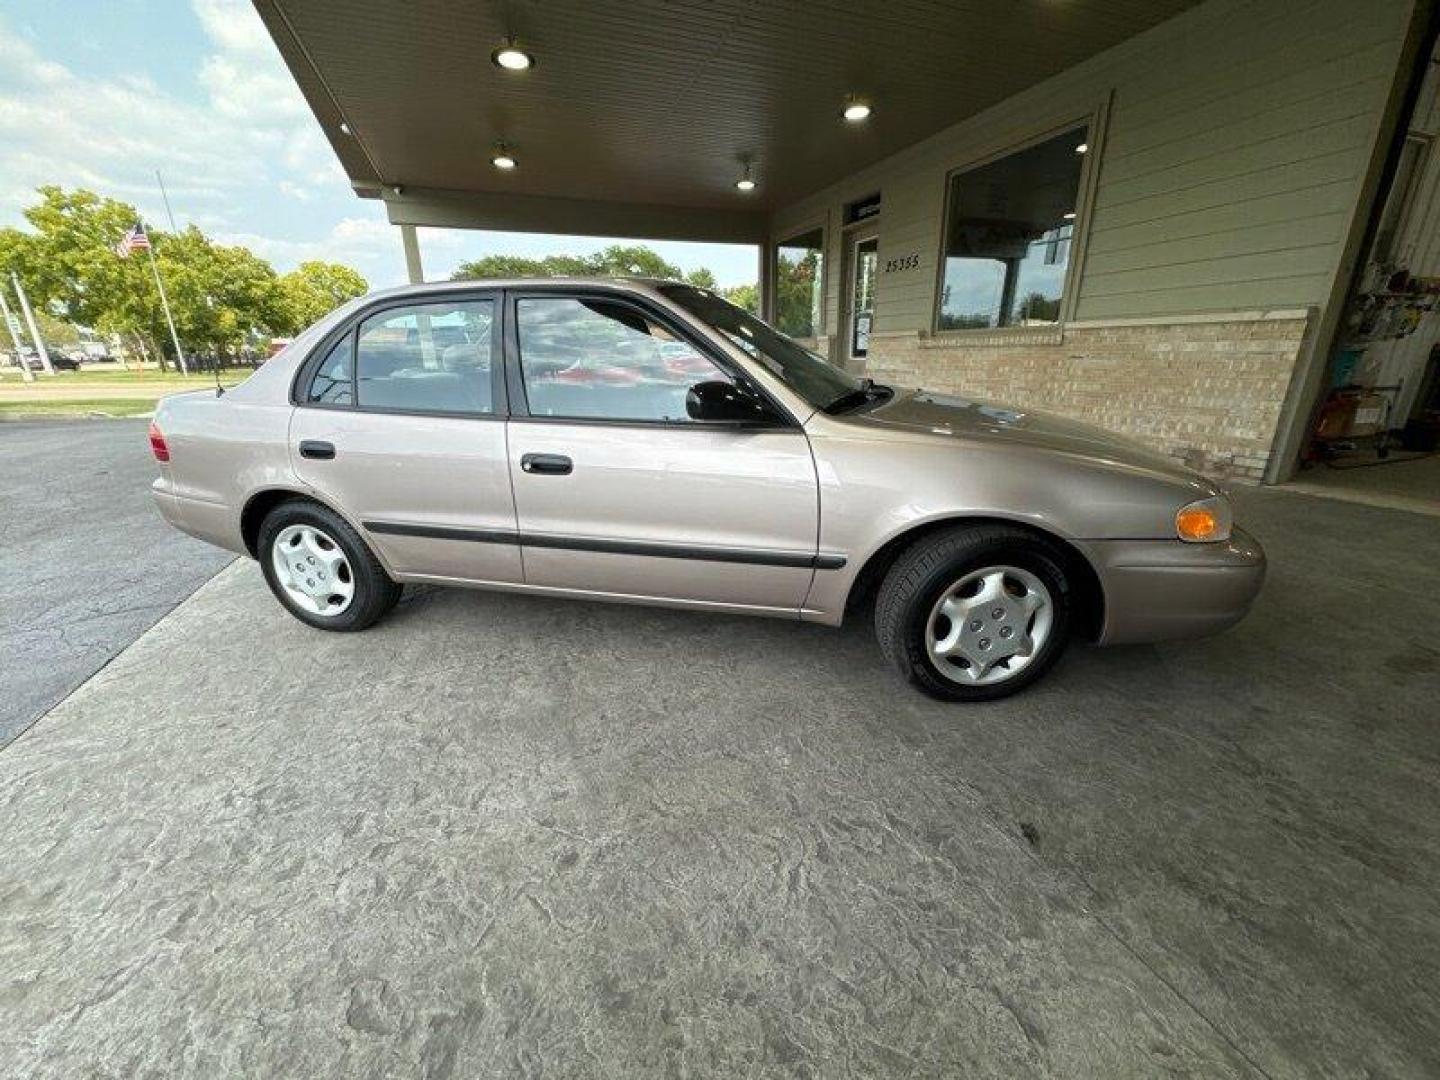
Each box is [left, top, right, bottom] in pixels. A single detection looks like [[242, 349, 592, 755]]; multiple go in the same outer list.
[[0, 367, 254, 417], [0, 368, 253, 389], [0, 398, 160, 418]]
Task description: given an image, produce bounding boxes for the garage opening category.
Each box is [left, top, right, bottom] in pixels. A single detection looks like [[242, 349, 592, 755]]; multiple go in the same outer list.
[[1296, 38, 1440, 512]]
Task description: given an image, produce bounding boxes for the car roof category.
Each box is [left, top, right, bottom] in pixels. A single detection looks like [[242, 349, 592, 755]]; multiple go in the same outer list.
[[360, 276, 685, 304]]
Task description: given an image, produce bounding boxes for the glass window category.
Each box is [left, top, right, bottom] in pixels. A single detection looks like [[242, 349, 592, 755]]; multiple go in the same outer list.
[[516, 296, 729, 422], [354, 300, 495, 415], [1373, 135, 1428, 265], [306, 334, 352, 405], [775, 228, 824, 339], [937, 126, 1088, 330], [659, 284, 862, 411]]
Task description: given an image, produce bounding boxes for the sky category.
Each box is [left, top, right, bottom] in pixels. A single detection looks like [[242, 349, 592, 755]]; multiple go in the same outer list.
[[0, 0, 759, 289]]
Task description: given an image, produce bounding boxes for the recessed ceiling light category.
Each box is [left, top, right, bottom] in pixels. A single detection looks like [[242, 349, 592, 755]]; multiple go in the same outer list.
[[1063, 211, 1076, 220], [492, 152, 518, 170], [1075, 142, 1089, 154], [735, 177, 756, 192], [339, 121, 352, 136], [843, 100, 872, 122], [492, 44, 534, 71]]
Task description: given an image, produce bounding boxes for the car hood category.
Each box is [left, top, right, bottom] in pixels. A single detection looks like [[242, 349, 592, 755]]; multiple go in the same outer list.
[[840, 387, 1211, 487]]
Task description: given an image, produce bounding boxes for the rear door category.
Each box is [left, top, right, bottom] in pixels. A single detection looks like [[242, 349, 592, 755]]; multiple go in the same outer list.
[[290, 291, 522, 585], [503, 289, 820, 613]]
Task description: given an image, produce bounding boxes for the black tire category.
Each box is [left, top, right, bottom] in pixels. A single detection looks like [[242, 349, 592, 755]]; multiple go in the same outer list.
[[257, 499, 402, 632], [874, 524, 1072, 702]]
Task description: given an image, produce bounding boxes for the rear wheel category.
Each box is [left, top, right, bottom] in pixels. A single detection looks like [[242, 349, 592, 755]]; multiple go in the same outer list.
[[875, 525, 1071, 701], [258, 500, 401, 632]]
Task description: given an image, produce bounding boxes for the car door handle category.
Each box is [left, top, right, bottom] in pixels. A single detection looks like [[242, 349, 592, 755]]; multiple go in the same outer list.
[[299, 440, 335, 460], [521, 453, 572, 475]]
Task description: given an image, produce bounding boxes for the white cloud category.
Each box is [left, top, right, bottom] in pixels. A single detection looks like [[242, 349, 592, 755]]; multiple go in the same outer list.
[[0, 2, 347, 262], [191, 0, 277, 55], [215, 213, 413, 287]]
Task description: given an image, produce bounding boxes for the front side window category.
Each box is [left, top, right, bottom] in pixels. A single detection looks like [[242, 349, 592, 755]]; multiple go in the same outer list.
[[660, 283, 862, 411], [937, 125, 1088, 330], [774, 228, 824, 339], [516, 296, 729, 422], [353, 299, 495, 415]]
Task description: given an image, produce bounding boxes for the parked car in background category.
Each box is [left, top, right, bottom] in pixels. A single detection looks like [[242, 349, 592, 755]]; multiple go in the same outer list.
[[150, 279, 1265, 701], [20, 353, 82, 371]]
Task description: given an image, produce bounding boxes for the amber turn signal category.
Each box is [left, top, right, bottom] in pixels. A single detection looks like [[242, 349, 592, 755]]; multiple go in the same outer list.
[[1175, 496, 1231, 543]]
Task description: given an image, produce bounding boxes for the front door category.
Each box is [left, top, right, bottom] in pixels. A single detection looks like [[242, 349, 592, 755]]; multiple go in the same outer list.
[[845, 232, 879, 367], [505, 291, 819, 613], [290, 292, 523, 585]]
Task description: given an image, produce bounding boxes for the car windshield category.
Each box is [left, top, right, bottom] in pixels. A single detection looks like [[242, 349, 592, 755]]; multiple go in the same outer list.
[[658, 283, 863, 411]]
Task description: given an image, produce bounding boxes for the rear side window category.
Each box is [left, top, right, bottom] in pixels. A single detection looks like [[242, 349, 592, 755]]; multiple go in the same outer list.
[[515, 296, 729, 422], [306, 335, 352, 405], [301, 299, 499, 415]]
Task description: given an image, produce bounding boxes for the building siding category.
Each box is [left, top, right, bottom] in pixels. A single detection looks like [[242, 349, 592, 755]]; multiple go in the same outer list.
[[769, 0, 1416, 477], [771, 0, 1412, 333]]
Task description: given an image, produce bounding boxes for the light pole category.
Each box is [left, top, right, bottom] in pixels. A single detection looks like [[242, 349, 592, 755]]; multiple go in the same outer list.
[[0, 288, 35, 383], [11, 274, 54, 376]]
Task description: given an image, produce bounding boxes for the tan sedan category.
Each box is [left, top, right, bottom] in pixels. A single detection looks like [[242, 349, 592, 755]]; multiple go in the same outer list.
[[151, 278, 1264, 701]]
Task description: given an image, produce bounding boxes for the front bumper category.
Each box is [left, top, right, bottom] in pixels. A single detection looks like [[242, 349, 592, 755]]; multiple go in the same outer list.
[[1083, 527, 1266, 645]]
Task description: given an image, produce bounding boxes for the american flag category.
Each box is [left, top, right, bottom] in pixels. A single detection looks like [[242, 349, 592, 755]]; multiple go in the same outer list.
[[114, 222, 151, 258]]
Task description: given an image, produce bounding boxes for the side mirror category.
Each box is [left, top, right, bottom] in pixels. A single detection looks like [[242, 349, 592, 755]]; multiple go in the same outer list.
[[685, 380, 773, 424]]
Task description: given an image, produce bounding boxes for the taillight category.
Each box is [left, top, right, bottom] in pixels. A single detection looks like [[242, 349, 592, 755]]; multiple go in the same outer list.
[[148, 421, 170, 462]]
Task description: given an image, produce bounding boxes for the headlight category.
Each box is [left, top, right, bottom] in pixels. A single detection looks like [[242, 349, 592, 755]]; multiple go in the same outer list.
[[1175, 495, 1232, 543]]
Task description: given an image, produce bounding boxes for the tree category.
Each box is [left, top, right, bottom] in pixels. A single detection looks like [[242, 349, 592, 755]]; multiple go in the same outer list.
[[774, 250, 820, 335], [2, 186, 368, 364], [155, 228, 282, 353], [275, 260, 368, 333], [452, 252, 592, 280], [452, 243, 731, 291], [723, 283, 759, 313], [7, 187, 155, 335], [33, 311, 80, 351]]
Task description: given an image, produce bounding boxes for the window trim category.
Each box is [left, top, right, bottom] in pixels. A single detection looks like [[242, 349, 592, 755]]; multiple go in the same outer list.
[[503, 286, 800, 431], [306, 329, 356, 407], [291, 289, 508, 420], [771, 219, 829, 339], [929, 100, 1109, 338]]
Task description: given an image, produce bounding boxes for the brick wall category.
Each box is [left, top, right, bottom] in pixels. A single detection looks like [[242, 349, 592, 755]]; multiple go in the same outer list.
[[858, 312, 1313, 482]]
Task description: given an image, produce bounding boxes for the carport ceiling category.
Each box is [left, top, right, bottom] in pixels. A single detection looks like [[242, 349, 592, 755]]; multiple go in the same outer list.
[[256, 0, 1200, 214]]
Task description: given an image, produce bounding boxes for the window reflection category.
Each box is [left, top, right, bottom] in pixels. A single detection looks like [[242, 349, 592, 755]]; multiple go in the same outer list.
[[937, 126, 1088, 330]]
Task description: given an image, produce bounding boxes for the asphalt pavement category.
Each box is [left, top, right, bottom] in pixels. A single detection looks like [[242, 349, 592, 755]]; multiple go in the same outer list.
[[0, 419, 233, 745]]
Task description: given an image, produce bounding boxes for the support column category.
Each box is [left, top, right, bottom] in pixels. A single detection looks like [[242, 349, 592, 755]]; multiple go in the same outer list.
[[757, 240, 774, 322], [400, 224, 425, 284]]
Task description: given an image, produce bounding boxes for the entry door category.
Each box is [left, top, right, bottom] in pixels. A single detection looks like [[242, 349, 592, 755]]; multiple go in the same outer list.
[[290, 293, 523, 585], [505, 292, 819, 612], [845, 232, 879, 366]]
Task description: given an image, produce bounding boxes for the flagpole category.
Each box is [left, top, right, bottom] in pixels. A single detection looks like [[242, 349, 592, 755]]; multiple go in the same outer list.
[[144, 243, 188, 376], [11, 273, 55, 376], [0, 288, 35, 383], [155, 170, 178, 232]]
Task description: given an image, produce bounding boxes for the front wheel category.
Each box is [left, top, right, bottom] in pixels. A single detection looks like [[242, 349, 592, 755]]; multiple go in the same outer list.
[[875, 525, 1071, 701], [258, 500, 401, 632]]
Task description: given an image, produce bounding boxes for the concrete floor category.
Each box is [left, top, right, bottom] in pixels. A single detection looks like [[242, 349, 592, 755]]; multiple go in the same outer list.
[[0, 420, 233, 745], [1, 488, 1438, 1077], [1284, 449, 1440, 517]]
